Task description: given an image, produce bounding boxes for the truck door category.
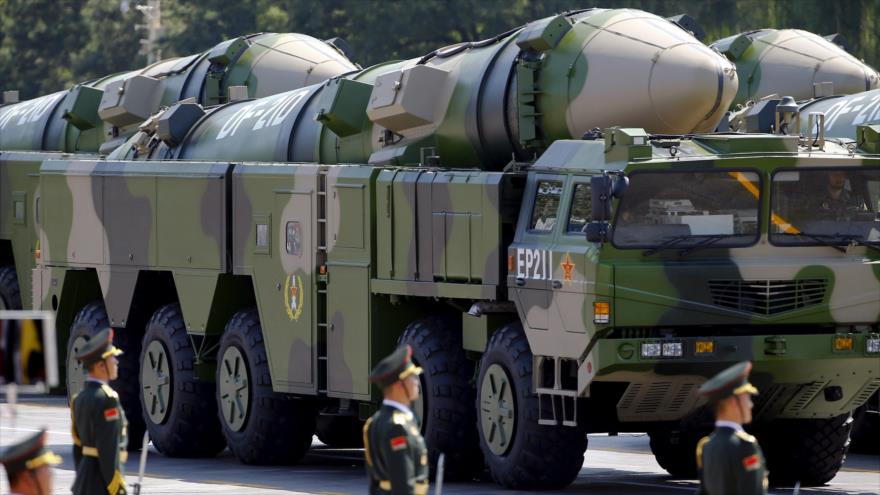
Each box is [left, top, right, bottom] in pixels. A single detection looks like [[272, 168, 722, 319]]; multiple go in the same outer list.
[[509, 174, 564, 333], [548, 178, 593, 345]]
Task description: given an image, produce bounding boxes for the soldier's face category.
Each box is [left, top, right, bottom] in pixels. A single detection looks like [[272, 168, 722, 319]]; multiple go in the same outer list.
[[403, 374, 420, 402], [34, 465, 53, 493], [105, 355, 119, 381], [828, 171, 847, 191], [735, 393, 753, 424]]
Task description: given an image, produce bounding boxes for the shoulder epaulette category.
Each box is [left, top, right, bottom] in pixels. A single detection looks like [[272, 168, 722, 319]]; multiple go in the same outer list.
[[735, 430, 756, 443], [392, 411, 408, 426], [100, 383, 119, 399]]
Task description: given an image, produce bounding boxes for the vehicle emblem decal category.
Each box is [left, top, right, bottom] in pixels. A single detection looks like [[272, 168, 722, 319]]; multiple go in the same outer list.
[[284, 273, 305, 321]]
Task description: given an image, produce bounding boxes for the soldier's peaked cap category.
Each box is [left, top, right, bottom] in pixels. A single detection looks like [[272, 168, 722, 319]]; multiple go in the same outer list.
[[74, 327, 123, 366], [0, 429, 61, 478], [698, 361, 759, 403], [369, 344, 422, 389]]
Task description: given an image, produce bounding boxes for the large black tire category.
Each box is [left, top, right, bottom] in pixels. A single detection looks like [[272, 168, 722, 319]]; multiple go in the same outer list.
[[216, 308, 316, 464], [648, 427, 710, 478], [849, 394, 879, 454], [0, 265, 21, 310], [476, 322, 587, 490], [399, 316, 482, 480], [756, 414, 852, 486], [140, 303, 225, 457], [316, 415, 364, 448], [66, 302, 146, 451]]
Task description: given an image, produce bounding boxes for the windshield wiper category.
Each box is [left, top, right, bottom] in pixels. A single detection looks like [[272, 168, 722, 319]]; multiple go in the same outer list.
[[677, 235, 731, 256], [643, 234, 730, 257]]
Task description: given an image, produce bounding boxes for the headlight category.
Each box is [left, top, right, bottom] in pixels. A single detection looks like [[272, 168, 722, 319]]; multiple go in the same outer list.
[[641, 342, 662, 358], [662, 342, 683, 357]]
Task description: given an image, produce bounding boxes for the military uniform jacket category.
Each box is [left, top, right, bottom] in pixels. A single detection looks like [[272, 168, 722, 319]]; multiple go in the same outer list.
[[697, 426, 767, 495], [363, 404, 429, 495], [71, 380, 128, 495]]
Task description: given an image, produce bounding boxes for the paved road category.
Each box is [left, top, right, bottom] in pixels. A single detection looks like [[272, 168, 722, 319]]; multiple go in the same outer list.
[[1, 397, 877, 495]]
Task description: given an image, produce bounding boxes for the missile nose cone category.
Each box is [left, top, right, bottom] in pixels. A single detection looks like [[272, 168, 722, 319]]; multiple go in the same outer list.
[[649, 44, 738, 133], [815, 56, 880, 93], [563, 11, 737, 137]]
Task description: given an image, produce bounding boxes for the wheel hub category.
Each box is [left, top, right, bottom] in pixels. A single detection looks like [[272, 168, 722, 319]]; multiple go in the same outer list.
[[480, 363, 516, 456], [142, 340, 172, 424], [219, 345, 249, 432]]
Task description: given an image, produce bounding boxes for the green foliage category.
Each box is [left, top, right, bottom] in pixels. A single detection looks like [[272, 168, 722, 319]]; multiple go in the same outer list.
[[1, 0, 878, 100]]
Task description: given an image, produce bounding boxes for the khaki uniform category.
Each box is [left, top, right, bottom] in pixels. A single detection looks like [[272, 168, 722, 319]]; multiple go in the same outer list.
[[364, 403, 429, 495], [71, 379, 129, 495]]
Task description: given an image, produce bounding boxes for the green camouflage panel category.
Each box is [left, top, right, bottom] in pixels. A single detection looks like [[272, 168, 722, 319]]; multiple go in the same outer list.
[[129, 8, 736, 169], [36, 158, 229, 330], [0, 151, 79, 307], [711, 29, 880, 108], [516, 132, 879, 422]]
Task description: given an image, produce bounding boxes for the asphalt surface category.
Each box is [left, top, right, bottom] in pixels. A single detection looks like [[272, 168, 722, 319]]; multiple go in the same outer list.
[[1, 396, 878, 495]]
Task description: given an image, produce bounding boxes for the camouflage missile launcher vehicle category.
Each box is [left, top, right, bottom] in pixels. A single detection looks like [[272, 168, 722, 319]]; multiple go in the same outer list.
[[8, 7, 879, 490], [710, 29, 879, 109], [6, 7, 740, 462], [34, 117, 880, 488], [25, 12, 880, 490]]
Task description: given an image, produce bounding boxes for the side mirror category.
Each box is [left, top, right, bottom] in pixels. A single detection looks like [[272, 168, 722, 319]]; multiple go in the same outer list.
[[591, 175, 612, 221], [585, 221, 609, 243]]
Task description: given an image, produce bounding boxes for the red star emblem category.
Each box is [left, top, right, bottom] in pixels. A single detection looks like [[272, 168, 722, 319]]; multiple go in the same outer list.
[[560, 254, 575, 281]]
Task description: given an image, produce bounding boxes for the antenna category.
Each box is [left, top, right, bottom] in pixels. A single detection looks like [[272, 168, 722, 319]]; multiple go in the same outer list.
[[135, 0, 163, 65]]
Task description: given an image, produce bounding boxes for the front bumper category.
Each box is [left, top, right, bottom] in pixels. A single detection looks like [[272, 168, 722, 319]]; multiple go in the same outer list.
[[590, 333, 880, 422]]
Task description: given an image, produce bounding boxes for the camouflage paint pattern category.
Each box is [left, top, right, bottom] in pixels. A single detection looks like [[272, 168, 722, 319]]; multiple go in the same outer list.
[[0, 32, 355, 312], [517, 132, 879, 423], [711, 29, 880, 108]]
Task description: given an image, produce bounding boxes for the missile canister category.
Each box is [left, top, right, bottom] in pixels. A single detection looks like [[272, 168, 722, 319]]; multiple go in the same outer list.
[[794, 88, 880, 140], [126, 8, 737, 169], [711, 29, 880, 107], [0, 33, 357, 154]]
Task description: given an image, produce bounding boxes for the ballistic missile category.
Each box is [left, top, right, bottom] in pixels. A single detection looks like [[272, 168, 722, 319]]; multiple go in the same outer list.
[[711, 29, 879, 108], [0, 33, 357, 154], [124, 8, 738, 169]]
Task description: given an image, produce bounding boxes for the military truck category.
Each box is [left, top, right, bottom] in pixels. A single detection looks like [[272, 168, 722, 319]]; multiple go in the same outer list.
[[4, 6, 737, 451], [10, 8, 880, 490], [33, 87, 880, 493]]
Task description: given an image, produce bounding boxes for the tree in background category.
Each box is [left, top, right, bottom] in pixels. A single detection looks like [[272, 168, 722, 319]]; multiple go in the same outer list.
[[1, 0, 878, 100]]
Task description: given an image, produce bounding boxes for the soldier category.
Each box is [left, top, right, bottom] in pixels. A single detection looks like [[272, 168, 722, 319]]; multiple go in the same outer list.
[[70, 328, 128, 495], [0, 428, 61, 495], [363, 344, 429, 495], [696, 361, 767, 495]]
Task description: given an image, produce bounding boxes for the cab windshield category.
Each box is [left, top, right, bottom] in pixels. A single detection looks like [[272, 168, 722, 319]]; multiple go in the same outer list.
[[770, 167, 880, 246], [612, 170, 760, 248]]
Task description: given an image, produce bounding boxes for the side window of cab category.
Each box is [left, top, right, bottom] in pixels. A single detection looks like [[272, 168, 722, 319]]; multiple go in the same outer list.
[[529, 180, 563, 233], [566, 183, 592, 234]]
